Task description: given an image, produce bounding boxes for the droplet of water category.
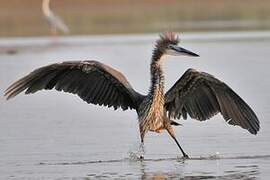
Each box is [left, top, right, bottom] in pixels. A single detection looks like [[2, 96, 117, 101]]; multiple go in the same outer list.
[[128, 142, 145, 161], [208, 152, 222, 159]]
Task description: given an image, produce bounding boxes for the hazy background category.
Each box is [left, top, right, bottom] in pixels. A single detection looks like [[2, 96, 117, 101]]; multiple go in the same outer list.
[[1, 1, 270, 179], [1, 0, 270, 36]]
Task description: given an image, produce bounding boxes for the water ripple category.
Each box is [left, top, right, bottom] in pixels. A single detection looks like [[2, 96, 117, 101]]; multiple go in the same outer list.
[[38, 154, 270, 166]]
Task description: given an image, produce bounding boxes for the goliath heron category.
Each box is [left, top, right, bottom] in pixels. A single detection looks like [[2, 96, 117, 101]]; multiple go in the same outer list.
[[4, 32, 260, 158], [42, 0, 69, 35]]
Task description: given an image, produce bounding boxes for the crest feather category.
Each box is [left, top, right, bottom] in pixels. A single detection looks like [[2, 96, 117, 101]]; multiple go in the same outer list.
[[160, 32, 179, 42], [155, 32, 179, 48]]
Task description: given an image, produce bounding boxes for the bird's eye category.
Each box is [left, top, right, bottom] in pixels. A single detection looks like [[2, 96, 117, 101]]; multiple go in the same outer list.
[[168, 44, 173, 49]]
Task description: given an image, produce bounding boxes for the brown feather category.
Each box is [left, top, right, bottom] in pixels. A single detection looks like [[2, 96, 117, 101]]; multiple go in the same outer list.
[[5, 60, 144, 111], [165, 68, 260, 134]]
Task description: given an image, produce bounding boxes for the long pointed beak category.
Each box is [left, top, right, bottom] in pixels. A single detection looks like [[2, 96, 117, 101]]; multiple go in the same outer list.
[[171, 46, 199, 57]]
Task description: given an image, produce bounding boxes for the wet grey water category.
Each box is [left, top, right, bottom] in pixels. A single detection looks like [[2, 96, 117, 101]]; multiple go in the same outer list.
[[0, 32, 270, 179]]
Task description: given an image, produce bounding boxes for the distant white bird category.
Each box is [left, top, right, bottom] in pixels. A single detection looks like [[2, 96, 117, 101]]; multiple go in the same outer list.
[[42, 0, 69, 35]]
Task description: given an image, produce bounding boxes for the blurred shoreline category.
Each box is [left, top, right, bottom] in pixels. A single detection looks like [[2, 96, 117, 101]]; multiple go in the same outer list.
[[1, 30, 270, 55], [1, 0, 270, 37]]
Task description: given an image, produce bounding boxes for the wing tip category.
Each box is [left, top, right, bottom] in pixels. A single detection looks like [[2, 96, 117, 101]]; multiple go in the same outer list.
[[249, 128, 259, 135], [249, 122, 260, 135], [4, 93, 14, 101], [4, 90, 19, 101]]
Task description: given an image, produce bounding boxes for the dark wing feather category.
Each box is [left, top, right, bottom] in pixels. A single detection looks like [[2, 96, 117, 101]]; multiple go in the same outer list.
[[4, 60, 144, 111], [165, 68, 260, 134]]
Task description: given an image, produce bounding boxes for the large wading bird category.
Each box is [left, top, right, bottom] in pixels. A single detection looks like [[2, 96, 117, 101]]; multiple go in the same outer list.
[[4, 32, 260, 158], [42, 0, 69, 35]]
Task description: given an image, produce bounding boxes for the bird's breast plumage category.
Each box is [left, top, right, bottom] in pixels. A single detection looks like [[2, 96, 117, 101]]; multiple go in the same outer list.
[[138, 85, 166, 136]]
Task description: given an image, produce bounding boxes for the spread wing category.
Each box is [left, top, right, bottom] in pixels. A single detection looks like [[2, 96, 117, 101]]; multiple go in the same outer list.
[[164, 68, 260, 134], [5, 60, 144, 110]]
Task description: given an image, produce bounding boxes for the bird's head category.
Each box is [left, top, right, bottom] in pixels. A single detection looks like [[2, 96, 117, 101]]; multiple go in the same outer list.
[[154, 32, 199, 57]]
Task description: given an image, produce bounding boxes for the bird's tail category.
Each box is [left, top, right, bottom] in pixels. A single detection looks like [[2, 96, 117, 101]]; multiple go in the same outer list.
[[170, 120, 182, 126]]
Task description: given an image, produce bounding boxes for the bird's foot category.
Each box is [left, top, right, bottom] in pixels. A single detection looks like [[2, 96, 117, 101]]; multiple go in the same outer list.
[[183, 154, 190, 159]]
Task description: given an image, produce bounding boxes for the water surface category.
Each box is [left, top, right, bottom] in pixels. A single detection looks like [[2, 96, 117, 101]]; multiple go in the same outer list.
[[0, 32, 269, 179]]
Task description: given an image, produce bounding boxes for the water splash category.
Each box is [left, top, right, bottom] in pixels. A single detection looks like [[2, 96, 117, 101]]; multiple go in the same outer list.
[[208, 151, 222, 159], [195, 152, 222, 160], [128, 142, 145, 161]]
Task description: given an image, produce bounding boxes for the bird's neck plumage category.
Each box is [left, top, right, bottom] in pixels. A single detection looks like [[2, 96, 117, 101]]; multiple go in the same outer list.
[[149, 48, 165, 97], [138, 48, 165, 137], [42, 0, 52, 16]]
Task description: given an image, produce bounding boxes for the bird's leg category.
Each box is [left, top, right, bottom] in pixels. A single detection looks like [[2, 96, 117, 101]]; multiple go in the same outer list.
[[50, 27, 59, 44], [50, 27, 57, 37], [139, 128, 145, 160], [166, 126, 189, 159], [139, 141, 144, 160]]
